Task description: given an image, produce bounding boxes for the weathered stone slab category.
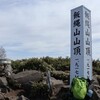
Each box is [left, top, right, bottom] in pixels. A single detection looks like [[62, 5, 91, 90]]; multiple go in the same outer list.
[[12, 70, 43, 84], [0, 77, 7, 86]]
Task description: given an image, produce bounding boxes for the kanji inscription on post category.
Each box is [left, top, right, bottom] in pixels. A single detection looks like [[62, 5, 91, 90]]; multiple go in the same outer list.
[[70, 5, 92, 84]]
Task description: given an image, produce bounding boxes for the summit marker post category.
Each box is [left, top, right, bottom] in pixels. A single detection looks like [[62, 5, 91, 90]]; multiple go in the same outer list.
[[70, 5, 92, 84]]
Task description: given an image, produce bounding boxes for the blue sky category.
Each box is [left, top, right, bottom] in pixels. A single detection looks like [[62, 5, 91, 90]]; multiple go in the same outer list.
[[0, 0, 100, 60]]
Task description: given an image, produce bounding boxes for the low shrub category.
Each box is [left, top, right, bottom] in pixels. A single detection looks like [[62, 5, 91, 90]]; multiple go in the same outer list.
[[29, 82, 49, 100], [51, 71, 69, 81]]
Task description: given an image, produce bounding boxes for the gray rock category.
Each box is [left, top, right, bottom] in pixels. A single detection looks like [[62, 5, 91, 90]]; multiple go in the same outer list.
[[0, 77, 7, 86], [56, 85, 70, 100], [89, 75, 99, 90], [0, 65, 4, 72], [4, 65, 12, 76], [88, 75, 100, 100], [93, 85, 100, 100], [0, 58, 12, 77], [17, 95, 29, 100], [92, 75, 99, 85], [12, 70, 43, 84], [49, 77, 64, 96], [4, 96, 18, 100], [1, 88, 8, 93], [0, 93, 5, 100]]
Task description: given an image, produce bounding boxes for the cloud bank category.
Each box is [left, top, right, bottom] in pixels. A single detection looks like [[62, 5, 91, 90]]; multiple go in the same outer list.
[[0, 0, 100, 59]]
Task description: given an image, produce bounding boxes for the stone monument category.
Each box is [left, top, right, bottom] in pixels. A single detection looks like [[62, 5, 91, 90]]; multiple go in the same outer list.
[[70, 5, 92, 84], [0, 58, 12, 76]]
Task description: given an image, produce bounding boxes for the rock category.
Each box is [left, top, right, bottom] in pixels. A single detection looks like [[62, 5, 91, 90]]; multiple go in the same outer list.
[[92, 85, 100, 100], [4, 65, 12, 76], [0, 77, 7, 86], [0, 65, 4, 72], [1, 89, 26, 100], [56, 85, 70, 100], [88, 75, 100, 100], [92, 75, 99, 85], [50, 77, 64, 96], [43, 72, 64, 96], [4, 97, 10, 100], [13, 70, 43, 84], [4, 96, 18, 100], [17, 95, 29, 100], [96, 75, 100, 85], [50, 96, 57, 100], [1, 87, 8, 93], [89, 75, 99, 90], [0, 77, 10, 93], [0, 58, 12, 77], [0, 93, 5, 100]]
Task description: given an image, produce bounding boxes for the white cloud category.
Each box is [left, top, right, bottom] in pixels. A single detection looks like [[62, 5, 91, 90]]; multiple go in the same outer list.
[[0, 0, 99, 59]]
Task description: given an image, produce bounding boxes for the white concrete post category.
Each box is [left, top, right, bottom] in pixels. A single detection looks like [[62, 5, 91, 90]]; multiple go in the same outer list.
[[70, 5, 92, 84]]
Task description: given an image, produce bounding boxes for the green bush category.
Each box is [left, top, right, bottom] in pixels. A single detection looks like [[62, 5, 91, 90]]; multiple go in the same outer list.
[[51, 71, 69, 81], [29, 82, 49, 99], [39, 62, 55, 72]]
